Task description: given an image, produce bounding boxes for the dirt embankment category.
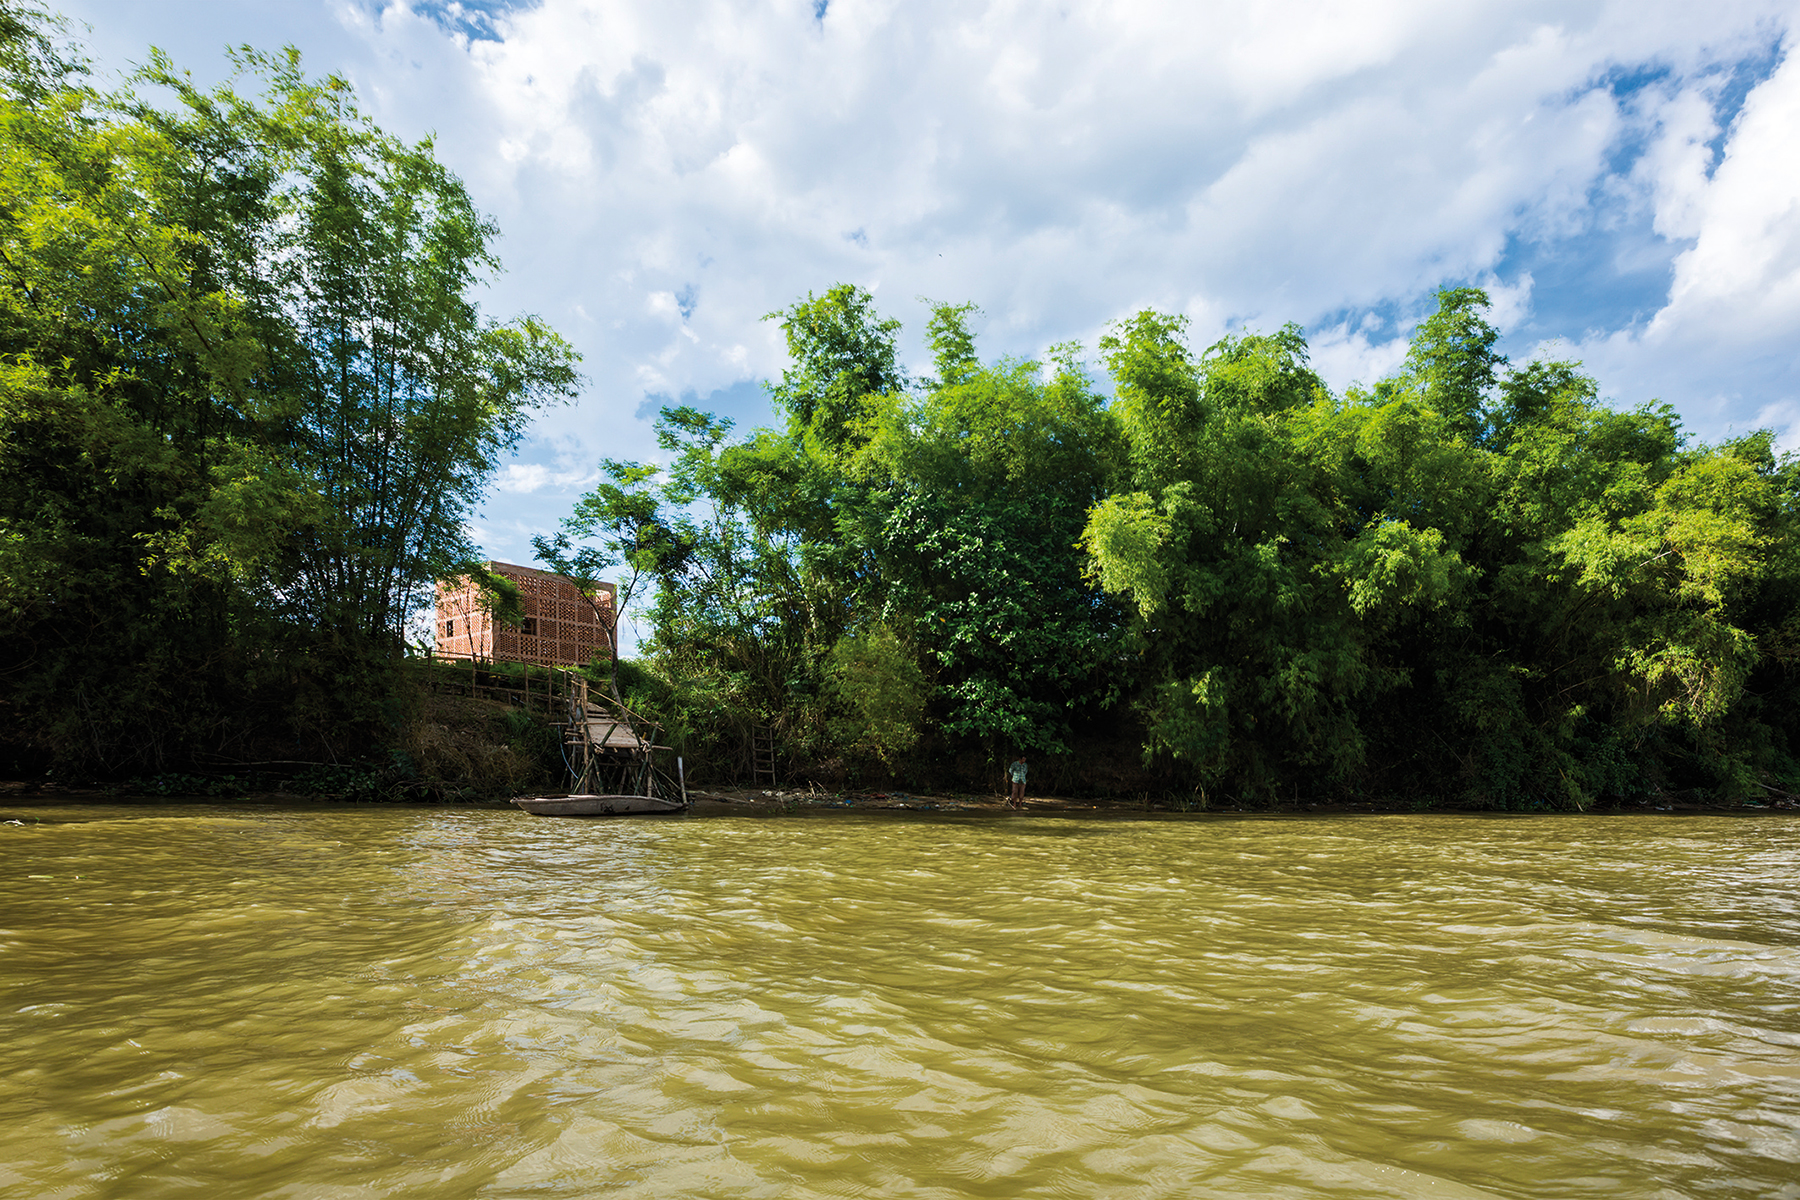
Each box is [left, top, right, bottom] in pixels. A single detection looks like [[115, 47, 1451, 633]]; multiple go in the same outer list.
[[4, 777, 1795, 817], [679, 784, 1799, 818]]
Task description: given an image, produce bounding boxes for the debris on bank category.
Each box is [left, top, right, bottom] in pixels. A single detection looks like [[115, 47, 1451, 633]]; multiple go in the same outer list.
[[688, 786, 987, 812], [675, 783, 1800, 818]]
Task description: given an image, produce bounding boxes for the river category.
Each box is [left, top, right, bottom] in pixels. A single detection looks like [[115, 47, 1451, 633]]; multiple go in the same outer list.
[[2, 805, 1797, 1198]]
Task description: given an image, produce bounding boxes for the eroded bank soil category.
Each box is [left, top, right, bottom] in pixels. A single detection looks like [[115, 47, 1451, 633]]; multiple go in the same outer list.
[[2, 778, 1794, 817]]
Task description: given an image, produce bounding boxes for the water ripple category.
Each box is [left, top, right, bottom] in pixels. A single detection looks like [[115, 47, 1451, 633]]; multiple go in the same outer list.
[[2, 808, 1798, 1197]]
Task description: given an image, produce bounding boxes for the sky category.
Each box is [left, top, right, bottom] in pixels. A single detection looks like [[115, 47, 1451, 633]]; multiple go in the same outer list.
[[58, 0, 1800, 591]]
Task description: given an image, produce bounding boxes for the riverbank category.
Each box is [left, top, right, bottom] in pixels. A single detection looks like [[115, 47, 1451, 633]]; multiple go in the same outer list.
[[681, 785, 1799, 817], [7, 778, 1793, 817]]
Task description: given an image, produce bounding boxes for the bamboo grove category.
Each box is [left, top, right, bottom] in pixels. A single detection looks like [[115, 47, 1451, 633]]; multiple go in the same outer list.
[[553, 285, 1800, 808], [0, 8, 578, 777]]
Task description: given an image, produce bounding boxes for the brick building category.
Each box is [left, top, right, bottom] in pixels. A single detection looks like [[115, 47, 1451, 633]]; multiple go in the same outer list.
[[435, 561, 615, 668]]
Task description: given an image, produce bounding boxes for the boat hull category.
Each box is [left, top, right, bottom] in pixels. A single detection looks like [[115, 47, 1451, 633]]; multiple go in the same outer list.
[[513, 794, 687, 817]]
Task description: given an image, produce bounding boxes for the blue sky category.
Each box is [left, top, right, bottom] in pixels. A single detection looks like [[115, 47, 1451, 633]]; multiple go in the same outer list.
[[61, 1, 1800, 614]]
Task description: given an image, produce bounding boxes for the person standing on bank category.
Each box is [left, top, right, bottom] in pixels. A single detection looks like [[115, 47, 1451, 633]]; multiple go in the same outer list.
[[1008, 756, 1028, 809]]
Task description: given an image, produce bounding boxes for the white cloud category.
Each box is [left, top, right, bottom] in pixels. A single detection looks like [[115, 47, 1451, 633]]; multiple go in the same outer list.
[[493, 462, 602, 494], [1307, 325, 1412, 397], [494, 463, 553, 494], [364, 0, 1791, 403], [1567, 41, 1800, 439], [55, 0, 1800, 567], [1749, 400, 1800, 453], [1653, 45, 1800, 347], [1633, 83, 1722, 242], [1484, 272, 1536, 332], [489, 431, 606, 498]]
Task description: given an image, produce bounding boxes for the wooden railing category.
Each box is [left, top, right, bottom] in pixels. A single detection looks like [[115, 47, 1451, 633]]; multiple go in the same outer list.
[[412, 654, 573, 718]]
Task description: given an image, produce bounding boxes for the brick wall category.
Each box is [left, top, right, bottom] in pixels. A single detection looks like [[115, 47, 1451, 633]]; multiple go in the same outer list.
[[434, 562, 615, 668]]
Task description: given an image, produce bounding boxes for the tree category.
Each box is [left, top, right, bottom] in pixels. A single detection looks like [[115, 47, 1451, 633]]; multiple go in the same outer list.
[[136, 49, 580, 644], [537, 401, 810, 766], [765, 282, 905, 454], [1397, 286, 1504, 440], [861, 304, 1121, 752], [532, 418, 713, 690], [0, 12, 296, 770], [1083, 315, 1383, 792], [0, 11, 578, 774], [546, 279, 1798, 803], [1083, 287, 1794, 807]]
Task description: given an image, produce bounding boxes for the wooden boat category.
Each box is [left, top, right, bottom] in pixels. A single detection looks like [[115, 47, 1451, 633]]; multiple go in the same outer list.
[[513, 793, 686, 817]]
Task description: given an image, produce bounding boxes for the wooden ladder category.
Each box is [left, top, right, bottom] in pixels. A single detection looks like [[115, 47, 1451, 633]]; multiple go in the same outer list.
[[750, 724, 778, 788]]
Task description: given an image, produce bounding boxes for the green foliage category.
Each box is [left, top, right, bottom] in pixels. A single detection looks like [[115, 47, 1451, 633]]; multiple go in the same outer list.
[[826, 623, 928, 769], [289, 762, 396, 802], [546, 292, 1123, 784], [501, 706, 563, 777], [130, 47, 581, 641], [0, 11, 578, 779], [862, 304, 1122, 750], [544, 281, 1796, 803], [1080, 287, 1799, 806], [1399, 285, 1505, 439], [766, 283, 905, 452], [130, 772, 248, 798], [1082, 313, 1383, 792]]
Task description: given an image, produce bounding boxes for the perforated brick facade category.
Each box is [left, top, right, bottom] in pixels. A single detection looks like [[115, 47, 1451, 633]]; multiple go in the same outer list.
[[435, 562, 615, 668]]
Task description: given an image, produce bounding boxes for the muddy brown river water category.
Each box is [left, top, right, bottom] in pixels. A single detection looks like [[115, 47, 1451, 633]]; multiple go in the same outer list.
[[2, 805, 1797, 1198]]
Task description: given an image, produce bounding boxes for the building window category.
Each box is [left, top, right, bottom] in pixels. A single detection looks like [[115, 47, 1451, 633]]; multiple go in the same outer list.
[[521, 617, 538, 636], [445, 619, 455, 637]]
